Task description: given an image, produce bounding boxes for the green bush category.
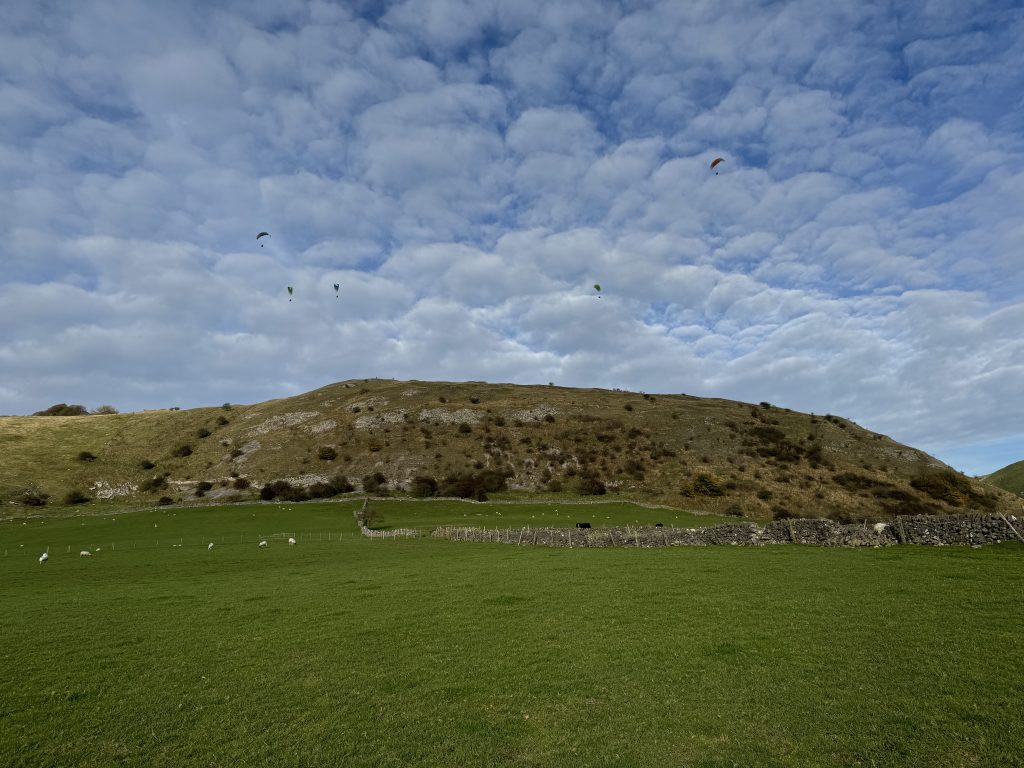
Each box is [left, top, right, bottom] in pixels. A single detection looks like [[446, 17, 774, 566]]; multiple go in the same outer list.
[[17, 490, 49, 507], [93, 405, 118, 415], [259, 480, 306, 502], [197, 428, 211, 439], [576, 475, 606, 495], [140, 475, 168, 492], [64, 489, 90, 505], [77, 451, 97, 462], [34, 403, 88, 416], [233, 477, 251, 490], [410, 475, 439, 498], [362, 472, 387, 493], [171, 444, 193, 458], [140, 459, 155, 470], [318, 446, 338, 461], [680, 473, 725, 497], [158, 496, 174, 506]]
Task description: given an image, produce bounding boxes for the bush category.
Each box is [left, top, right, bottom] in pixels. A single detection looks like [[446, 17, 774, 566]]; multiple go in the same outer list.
[[140, 475, 168, 492], [680, 473, 725, 498], [230, 448, 243, 459], [158, 496, 174, 506], [140, 459, 155, 470], [910, 470, 995, 509], [543, 413, 555, 423], [318, 446, 338, 461], [308, 474, 354, 499], [93, 405, 118, 415], [17, 490, 49, 507], [438, 470, 509, 501], [772, 506, 796, 520], [233, 477, 251, 490], [260, 480, 306, 502], [546, 479, 563, 492], [64, 489, 90, 505], [362, 472, 387, 493], [221, 403, 232, 411], [410, 475, 439, 498], [458, 423, 472, 434], [77, 451, 97, 462], [171, 444, 193, 458], [216, 415, 229, 426], [724, 502, 744, 517], [576, 475, 606, 495], [34, 403, 89, 416], [195, 481, 213, 493], [197, 428, 211, 439]]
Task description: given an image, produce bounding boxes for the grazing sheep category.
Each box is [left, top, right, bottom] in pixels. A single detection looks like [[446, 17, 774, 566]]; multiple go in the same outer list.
[[258, 540, 268, 548], [80, 550, 92, 557], [873, 522, 888, 534], [208, 542, 214, 550], [287, 537, 296, 545], [39, 552, 48, 564]]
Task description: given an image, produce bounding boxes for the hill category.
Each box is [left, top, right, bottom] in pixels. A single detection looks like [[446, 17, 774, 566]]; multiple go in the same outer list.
[[985, 460, 1024, 497], [1, 379, 1016, 521]]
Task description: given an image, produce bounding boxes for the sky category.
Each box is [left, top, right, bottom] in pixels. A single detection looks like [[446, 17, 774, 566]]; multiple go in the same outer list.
[[1, 0, 1022, 475]]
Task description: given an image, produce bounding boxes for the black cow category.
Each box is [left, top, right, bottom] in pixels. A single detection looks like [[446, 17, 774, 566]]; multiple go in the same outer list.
[[654, 523, 664, 528], [576, 522, 591, 529]]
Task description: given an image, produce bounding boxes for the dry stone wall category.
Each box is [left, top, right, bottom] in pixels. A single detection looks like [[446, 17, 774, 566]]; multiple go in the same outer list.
[[425, 514, 1023, 549]]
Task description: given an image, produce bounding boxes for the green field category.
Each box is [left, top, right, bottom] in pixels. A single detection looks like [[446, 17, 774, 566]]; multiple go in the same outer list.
[[2, 501, 1023, 767]]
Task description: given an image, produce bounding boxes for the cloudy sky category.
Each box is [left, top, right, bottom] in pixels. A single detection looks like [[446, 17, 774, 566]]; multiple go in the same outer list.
[[2, 0, 1022, 474]]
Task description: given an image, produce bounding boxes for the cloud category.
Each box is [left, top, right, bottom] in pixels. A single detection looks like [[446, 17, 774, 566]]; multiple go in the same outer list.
[[1, 0, 1023, 473]]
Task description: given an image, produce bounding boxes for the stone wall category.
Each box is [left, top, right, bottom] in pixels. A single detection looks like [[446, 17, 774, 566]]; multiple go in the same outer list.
[[426, 513, 1023, 548]]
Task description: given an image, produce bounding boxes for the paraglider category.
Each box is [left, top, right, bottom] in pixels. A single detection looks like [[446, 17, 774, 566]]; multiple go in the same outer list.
[[333, 283, 340, 298], [593, 283, 602, 298], [257, 232, 270, 247], [710, 157, 725, 175], [287, 286, 293, 302]]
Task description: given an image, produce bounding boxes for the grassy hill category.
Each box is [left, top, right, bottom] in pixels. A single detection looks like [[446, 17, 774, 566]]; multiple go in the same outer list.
[[986, 460, 1024, 497], [1, 378, 1016, 521]]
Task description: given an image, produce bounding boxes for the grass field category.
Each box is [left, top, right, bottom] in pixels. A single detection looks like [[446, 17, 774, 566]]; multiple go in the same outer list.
[[2, 501, 1023, 767]]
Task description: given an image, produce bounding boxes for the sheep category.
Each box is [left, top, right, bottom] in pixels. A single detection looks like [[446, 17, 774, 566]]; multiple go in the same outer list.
[[287, 537, 296, 545], [258, 540, 268, 548], [208, 542, 214, 550], [39, 552, 48, 564], [80, 550, 92, 557], [873, 522, 888, 534]]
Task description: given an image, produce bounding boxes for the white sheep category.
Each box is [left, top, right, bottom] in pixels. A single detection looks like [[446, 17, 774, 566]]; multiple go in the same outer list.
[[208, 542, 214, 550], [287, 537, 296, 545], [258, 540, 268, 548], [873, 522, 888, 534], [39, 552, 48, 564], [80, 550, 92, 557]]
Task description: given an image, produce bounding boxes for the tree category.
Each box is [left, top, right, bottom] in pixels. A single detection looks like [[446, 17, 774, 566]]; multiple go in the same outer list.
[[362, 472, 386, 493], [93, 405, 118, 415], [410, 475, 439, 498]]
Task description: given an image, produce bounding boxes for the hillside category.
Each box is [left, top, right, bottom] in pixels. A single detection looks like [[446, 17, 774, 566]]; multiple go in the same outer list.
[[985, 460, 1024, 497], [1, 379, 1016, 521]]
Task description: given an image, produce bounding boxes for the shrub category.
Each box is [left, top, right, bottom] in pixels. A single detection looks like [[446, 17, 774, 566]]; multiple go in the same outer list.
[[546, 479, 563, 492], [93, 405, 118, 415], [140, 459, 155, 470], [438, 470, 509, 501], [756, 489, 773, 501], [221, 403, 232, 411], [623, 403, 633, 412], [724, 502, 744, 517], [233, 477, 251, 490], [216, 415, 229, 426], [17, 490, 49, 507], [680, 473, 725, 497], [493, 416, 505, 427], [260, 480, 306, 502], [772, 506, 796, 520], [308, 474, 353, 498], [543, 413, 555, 423], [576, 475, 606, 495], [64, 489, 90, 505], [911, 470, 995, 509], [470, 396, 480, 404], [171, 444, 193, 458], [140, 475, 168, 492], [197, 428, 211, 439], [158, 496, 174, 506], [34, 403, 89, 416], [318, 446, 338, 461], [77, 451, 97, 462], [410, 475, 439, 498], [195, 481, 213, 493], [362, 472, 387, 493], [458, 423, 472, 434]]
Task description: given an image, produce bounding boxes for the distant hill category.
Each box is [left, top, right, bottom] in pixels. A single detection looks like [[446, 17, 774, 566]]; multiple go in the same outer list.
[[985, 460, 1024, 497], [1, 379, 1016, 521]]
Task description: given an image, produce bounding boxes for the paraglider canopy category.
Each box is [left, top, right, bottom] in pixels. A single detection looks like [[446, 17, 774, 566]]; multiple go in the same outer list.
[[593, 283, 602, 298], [287, 286, 293, 302], [710, 157, 725, 175], [333, 283, 340, 293], [257, 231, 270, 247]]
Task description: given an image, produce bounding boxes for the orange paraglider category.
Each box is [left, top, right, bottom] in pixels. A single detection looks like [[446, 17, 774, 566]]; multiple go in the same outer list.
[[710, 157, 725, 175]]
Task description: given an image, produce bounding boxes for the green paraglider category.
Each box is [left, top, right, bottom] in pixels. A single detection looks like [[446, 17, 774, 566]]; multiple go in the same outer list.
[[593, 283, 602, 298], [287, 286, 293, 302]]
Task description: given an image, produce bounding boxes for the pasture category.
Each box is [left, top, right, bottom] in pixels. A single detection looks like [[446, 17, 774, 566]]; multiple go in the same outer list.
[[2, 501, 1023, 767]]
